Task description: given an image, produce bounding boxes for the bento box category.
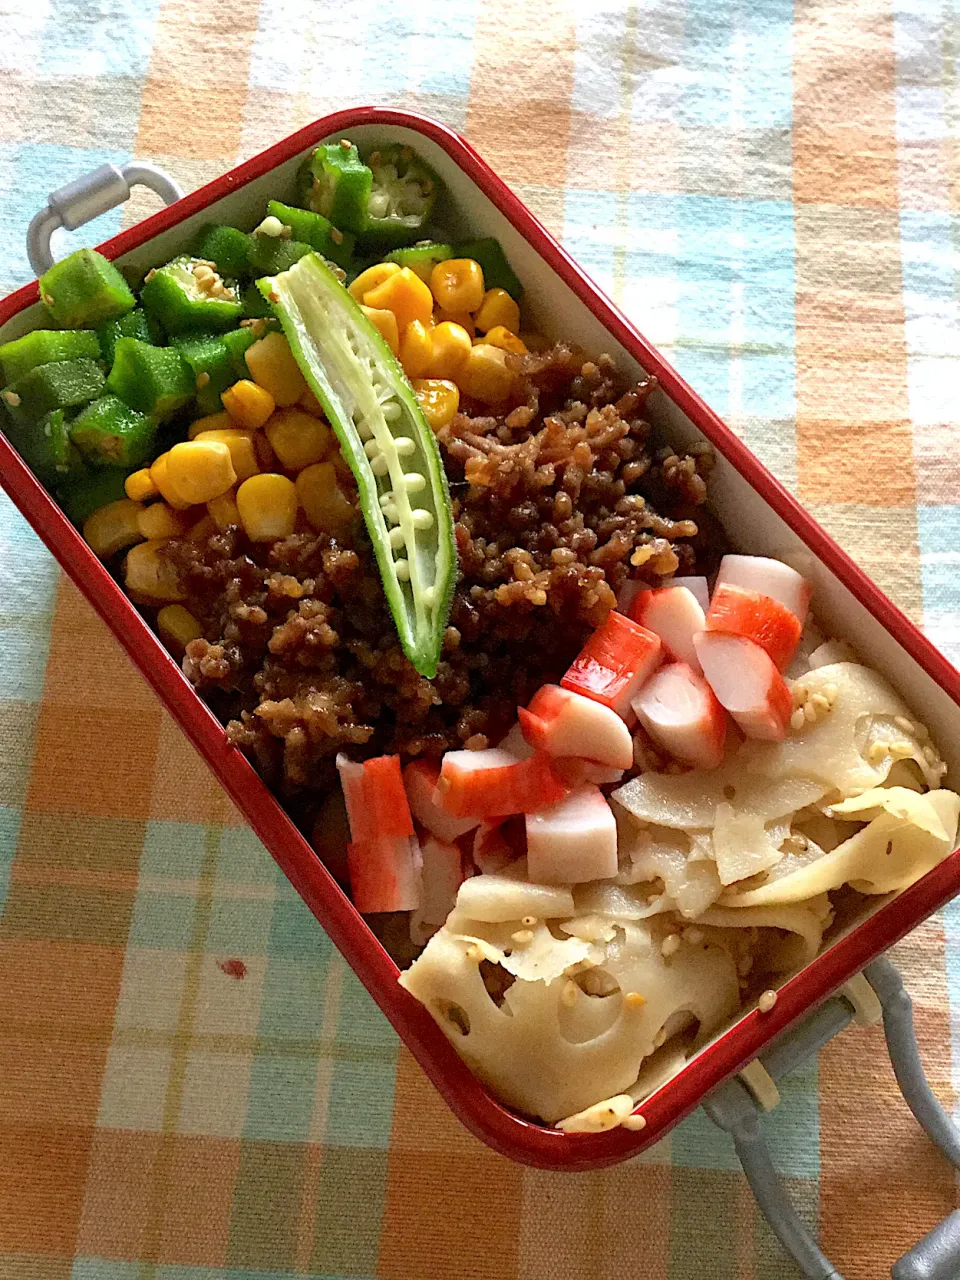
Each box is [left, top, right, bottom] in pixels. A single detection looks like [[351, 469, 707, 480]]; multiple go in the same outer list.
[[3, 105, 960, 1174]]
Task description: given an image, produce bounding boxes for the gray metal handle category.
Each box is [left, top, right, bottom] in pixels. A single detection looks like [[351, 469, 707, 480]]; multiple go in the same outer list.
[[27, 162, 183, 276], [704, 958, 960, 1279]]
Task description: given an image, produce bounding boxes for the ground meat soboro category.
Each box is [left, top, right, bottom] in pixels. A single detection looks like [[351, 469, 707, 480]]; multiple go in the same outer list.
[[165, 346, 715, 807]]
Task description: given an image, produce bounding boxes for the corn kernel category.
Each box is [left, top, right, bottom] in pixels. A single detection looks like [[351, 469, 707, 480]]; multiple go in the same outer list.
[[137, 502, 190, 540], [124, 539, 185, 603], [188, 410, 235, 440], [236, 473, 298, 541], [430, 258, 485, 314], [348, 261, 400, 302], [427, 322, 472, 379], [244, 331, 307, 407], [166, 440, 236, 505], [221, 378, 275, 429], [434, 308, 475, 337], [83, 499, 144, 558], [186, 513, 217, 542], [398, 320, 434, 379], [360, 306, 400, 356], [207, 489, 241, 531], [296, 462, 356, 533], [264, 408, 332, 471], [192, 428, 259, 481], [149, 452, 192, 510], [363, 266, 433, 331], [474, 287, 521, 335], [411, 379, 460, 431], [157, 604, 203, 652], [299, 387, 325, 417], [325, 443, 355, 487], [125, 468, 158, 503], [457, 343, 514, 404], [480, 325, 527, 354]]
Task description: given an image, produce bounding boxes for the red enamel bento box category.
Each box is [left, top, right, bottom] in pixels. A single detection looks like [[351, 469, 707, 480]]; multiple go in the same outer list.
[[3, 106, 960, 1173]]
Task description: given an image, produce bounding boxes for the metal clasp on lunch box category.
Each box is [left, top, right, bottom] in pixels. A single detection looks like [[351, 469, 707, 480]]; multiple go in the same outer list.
[[27, 162, 183, 276], [707, 958, 960, 1279]]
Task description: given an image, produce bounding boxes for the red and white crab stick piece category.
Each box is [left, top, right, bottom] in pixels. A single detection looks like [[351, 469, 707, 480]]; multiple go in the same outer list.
[[694, 633, 793, 742], [669, 575, 710, 612], [705, 582, 802, 670], [633, 662, 727, 770], [561, 610, 662, 719], [526, 785, 618, 884], [715, 555, 811, 627], [519, 685, 634, 770], [436, 747, 569, 820], [628, 584, 706, 671], [403, 758, 480, 843], [417, 836, 469, 927], [337, 753, 421, 912]]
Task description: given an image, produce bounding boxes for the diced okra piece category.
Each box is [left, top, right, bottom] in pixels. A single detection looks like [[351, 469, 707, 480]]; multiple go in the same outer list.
[[96, 309, 156, 364], [2, 357, 105, 425], [455, 238, 523, 301], [302, 141, 373, 233], [247, 235, 312, 277], [38, 248, 136, 328], [106, 338, 194, 421], [383, 241, 454, 283], [359, 144, 439, 247], [140, 255, 243, 334], [57, 464, 132, 524], [192, 224, 254, 279], [221, 326, 259, 377], [0, 328, 101, 385], [241, 284, 273, 320], [70, 395, 157, 468], [172, 334, 237, 415], [4, 407, 80, 484], [264, 200, 355, 269]]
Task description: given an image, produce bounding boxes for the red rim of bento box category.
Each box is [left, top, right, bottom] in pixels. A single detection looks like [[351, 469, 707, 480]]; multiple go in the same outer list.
[[2, 106, 959, 1172]]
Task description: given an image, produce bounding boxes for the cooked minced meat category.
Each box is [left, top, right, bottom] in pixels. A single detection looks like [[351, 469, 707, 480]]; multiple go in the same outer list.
[[164, 346, 716, 801]]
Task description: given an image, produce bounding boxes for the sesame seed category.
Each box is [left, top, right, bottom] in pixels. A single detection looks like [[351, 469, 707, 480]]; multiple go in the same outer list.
[[790, 708, 806, 732], [758, 989, 778, 1013], [623, 1114, 647, 1132], [661, 934, 681, 958], [331, 227, 344, 245], [803, 701, 817, 723], [510, 929, 534, 946], [521, 915, 537, 927]]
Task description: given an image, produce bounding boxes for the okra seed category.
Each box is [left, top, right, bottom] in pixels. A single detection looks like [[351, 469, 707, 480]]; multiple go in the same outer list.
[[371, 455, 389, 476], [394, 559, 411, 581], [394, 436, 416, 456], [421, 586, 436, 606], [382, 401, 401, 421], [404, 472, 426, 493], [382, 503, 399, 522], [363, 439, 381, 459], [411, 508, 434, 530], [389, 527, 406, 550], [378, 490, 394, 506]]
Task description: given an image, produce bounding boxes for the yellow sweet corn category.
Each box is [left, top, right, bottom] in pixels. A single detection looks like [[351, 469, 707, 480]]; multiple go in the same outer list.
[[165, 440, 237, 505], [137, 502, 190, 540], [188, 410, 235, 440], [474, 287, 521, 335], [430, 258, 485, 314], [457, 343, 514, 404], [236, 473, 298, 541], [362, 266, 433, 331], [83, 499, 144, 558], [221, 378, 275, 429], [348, 261, 400, 302], [360, 306, 400, 356], [434, 307, 475, 337], [207, 489, 241, 531], [426, 321, 472, 379], [124, 468, 158, 503], [325, 443, 355, 487], [186, 514, 217, 542], [299, 387, 325, 417], [124, 539, 185, 603], [149, 453, 192, 510], [479, 325, 527, 355], [296, 462, 356, 533], [245, 331, 307, 406], [264, 408, 332, 471], [411, 379, 460, 432], [192, 428, 259, 481], [157, 604, 203, 652], [398, 320, 433, 379]]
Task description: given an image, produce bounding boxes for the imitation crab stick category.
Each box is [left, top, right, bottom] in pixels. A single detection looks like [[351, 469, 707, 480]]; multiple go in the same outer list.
[[669, 575, 710, 612], [417, 836, 468, 927], [694, 632, 793, 742], [403, 758, 479, 842], [715, 555, 811, 626], [526, 785, 619, 884], [628, 585, 706, 672], [561, 611, 662, 719], [337, 753, 422, 912], [633, 662, 727, 770], [705, 582, 802, 670], [473, 816, 526, 874], [519, 685, 634, 770], [436, 747, 569, 819]]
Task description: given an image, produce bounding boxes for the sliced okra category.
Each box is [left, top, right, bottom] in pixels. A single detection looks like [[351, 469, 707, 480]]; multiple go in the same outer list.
[[97, 308, 156, 364], [3, 357, 105, 425], [70, 395, 157, 468], [106, 338, 194, 421], [140, 255, 243, 333], [38, 248, 136, 328], [4, 407, 81, 484], [192, 224, 254, 279], [0, 328, 100, 385], [171, 334, 237, 415], [264, 200, 356, 269]]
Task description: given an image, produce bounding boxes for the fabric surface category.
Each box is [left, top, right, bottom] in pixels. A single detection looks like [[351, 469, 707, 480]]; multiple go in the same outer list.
[[0, 0, 958, 1276]]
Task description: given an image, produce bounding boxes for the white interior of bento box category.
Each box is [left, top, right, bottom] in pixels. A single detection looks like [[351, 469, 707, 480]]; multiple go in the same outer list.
[[4, 120, 960, 1109]]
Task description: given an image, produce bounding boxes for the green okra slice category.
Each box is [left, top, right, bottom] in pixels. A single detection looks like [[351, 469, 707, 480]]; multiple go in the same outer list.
[[263, 201, 355, 269], [171, 334, 237, 415], [4, 407, 81, 484], [303, 141, 373, 234], [455, 237, 523, 301], [221, 325, 260, 376], [70, 395, 156, 468], [0, 328, 101, 385], [39, 248, 136, 328], [248, 235, 313, 277], [359, 144, 439, 248], [383, 241, 454, 283], [2, 357, 105, 425], [259, 252, 456, 679], [57, 464, 132, 524], [193, 224, 254, 279], [106, 338, 194, 421], [140, 255, 243, 333], [96, 309, 156, 364]]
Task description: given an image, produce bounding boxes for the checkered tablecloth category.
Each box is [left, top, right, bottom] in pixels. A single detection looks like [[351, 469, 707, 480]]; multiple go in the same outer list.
[[1, 1, 959, 1277]]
